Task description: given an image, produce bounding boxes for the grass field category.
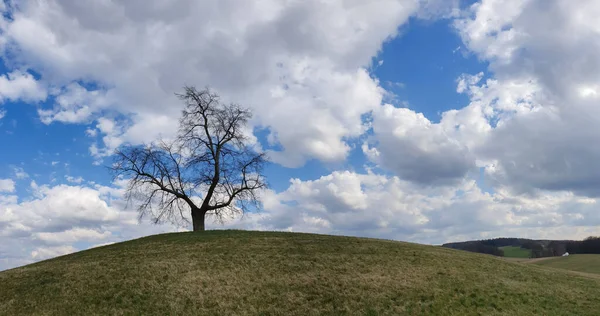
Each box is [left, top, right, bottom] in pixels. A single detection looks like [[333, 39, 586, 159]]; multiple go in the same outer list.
[[500, 246, 531, 258], [533, 254, 600, 275], [2, 230, 600, 315]]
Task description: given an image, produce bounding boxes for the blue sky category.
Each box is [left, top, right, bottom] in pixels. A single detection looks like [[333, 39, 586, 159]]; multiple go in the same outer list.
[[2, 0, 600, 271], [375, 18, 485, 119]]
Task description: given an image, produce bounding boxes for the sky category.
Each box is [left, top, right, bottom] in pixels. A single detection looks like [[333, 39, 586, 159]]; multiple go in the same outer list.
[[2, 0, 600, 271]]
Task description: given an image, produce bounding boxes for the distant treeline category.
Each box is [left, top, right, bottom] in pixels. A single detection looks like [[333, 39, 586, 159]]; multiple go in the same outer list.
[[442, 240, 505, 256], [443, 237, 600, 258]]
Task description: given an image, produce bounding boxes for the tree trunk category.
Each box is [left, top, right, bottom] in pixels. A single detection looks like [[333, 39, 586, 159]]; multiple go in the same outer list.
[[192, 209, 206, 232]]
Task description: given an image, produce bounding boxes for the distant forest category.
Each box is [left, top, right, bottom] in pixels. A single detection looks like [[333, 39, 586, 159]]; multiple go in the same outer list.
[[442, 237, 600, 258]]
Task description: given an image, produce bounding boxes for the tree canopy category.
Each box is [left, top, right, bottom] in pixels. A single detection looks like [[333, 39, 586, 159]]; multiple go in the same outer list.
[[111, 87, 267, 231]]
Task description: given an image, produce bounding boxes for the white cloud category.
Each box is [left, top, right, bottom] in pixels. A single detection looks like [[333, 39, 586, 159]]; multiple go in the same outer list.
[[85, 128, 98, 137], [362, 58, 545, 187], [0, 70, 46, 119], [221, 170, 600, 244], [369, 68, 543, 188], [0, 194, 17, 205], [0, 181, 180, 271], [31, 246, 77, 260], [65, 175, 84, 184], [0, 0, 430, 167], [0, 70, 47, 103], [454, 0, 600, 196], [38, 83, 113, 125], [12, 167, 29, 179], [454, 0, 529, 65], [34, 228, 111, 245], [0, 179, 15, 192], [455, 73, 542, 124], [0, 184, 121, 235], [363, 104, 477, 185]]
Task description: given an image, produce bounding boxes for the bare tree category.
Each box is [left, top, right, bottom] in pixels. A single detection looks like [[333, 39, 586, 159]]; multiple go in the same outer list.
[[111, 87, 267, 231]]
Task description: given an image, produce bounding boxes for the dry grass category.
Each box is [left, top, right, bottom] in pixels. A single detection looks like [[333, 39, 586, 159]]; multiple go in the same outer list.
[[2, 230, 600, 315]]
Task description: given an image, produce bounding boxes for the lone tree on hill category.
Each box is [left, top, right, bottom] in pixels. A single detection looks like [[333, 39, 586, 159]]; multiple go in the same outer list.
[[111, 87, 267, 231]]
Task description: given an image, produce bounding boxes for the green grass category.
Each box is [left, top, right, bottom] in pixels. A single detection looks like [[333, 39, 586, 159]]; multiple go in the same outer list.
[[2, 230, 600, 315], [533, 254, 600, 275], [500, 246, 531, 258]]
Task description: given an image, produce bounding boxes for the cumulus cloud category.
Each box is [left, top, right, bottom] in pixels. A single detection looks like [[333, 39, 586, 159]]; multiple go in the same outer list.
[[34, 228, 112, 245], [38, 83, 114, 125], [0, 70, 46, 118], [0, 0, 428, 167], [363, 104, 476, 185], [480, 105, 600, 197], [0, 181, 181, 270], [65, 175, 84, 184], [0, 70, 47, 103], [0, 179, 15, 192], [30, 246, 77, 260], [220, 170, 600, 245], [0, 184, 121, 235], [454, 0, 600, 196]]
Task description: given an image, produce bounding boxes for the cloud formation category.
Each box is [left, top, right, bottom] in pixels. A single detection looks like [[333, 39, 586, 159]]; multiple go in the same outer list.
[[364, 104, 476, 185], [0, 180, 182, 270], [0, 70, 46, 103], [454, 0, 600, 196], [0, 179, 15, 193], [0, 0, 434, 167]]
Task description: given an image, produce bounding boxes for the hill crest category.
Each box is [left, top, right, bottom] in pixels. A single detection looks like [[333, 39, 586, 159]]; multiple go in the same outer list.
[[2, 230, 600, 315]]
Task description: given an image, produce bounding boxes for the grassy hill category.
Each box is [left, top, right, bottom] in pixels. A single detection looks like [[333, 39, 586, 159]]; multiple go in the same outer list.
[[533, 254, 600, 275], [500, 246, 531, 258], [2, 230, 600, 315]]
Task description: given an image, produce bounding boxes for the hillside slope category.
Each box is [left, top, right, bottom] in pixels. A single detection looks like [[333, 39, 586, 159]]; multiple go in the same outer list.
[[533, 254, 600, 275], [2, 230, 600, 315]]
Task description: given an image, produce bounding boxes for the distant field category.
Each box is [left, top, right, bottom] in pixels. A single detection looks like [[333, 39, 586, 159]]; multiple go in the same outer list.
[[501, 246, 531, 258], [3, 231, 600, 315], [533, 254, 600, 275], [501, 257, 532, 263]]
